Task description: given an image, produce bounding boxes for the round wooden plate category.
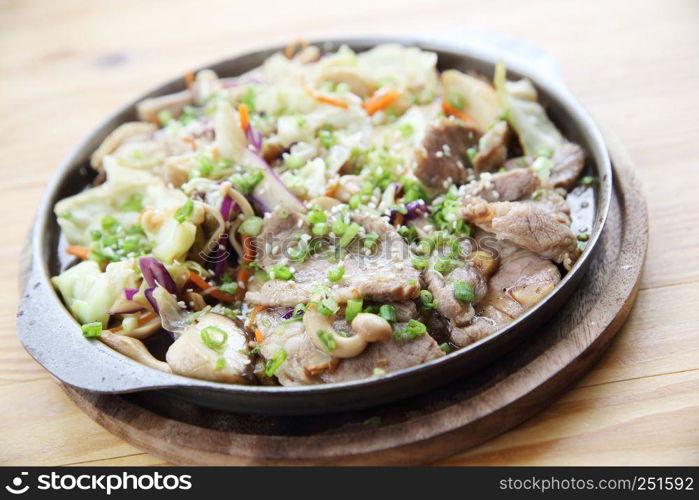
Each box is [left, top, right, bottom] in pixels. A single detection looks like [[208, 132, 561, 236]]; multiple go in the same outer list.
[[53, 133, 646, 465]]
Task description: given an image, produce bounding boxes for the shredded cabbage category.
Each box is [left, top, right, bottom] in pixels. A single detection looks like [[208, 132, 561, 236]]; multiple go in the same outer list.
[[494, 61, 564, 156]]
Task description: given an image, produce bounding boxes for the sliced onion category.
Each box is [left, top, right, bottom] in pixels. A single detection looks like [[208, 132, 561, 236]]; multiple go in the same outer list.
[[109, 294, 145, 315], [152, 286, 189, 339], [220, 195, 238, 221], [246, 126, 263, 152], [124, 288, 139, 301], [144, 287, 159, 314], [249, 152, 306, 214], [138, 257, 177, 294], [390, 199, 430, 224]]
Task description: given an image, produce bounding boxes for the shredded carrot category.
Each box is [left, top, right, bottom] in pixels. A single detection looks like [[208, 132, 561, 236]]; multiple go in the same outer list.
[[254, 328, 264, 343], [187, 270, 237, 303], [238, 103, 250, 132], [184, 70, 194, 91], [363, 88, 401, 115], [138, 312, 158, 325], [304, 85, 349, 109], [441, 99, 473, 123], [249, 305, 266, 326], [188, 270, 211, 290], [235, 268, 252, 300], [241, 234, 255, 263], [66, 245, 89, 260], [208, 289, 237, 303], [393, 212, 404, 227]]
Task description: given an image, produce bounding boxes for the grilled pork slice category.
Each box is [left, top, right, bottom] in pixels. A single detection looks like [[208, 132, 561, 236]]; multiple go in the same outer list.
[[465, 167, 540, 202], [450, 242, 561, 347], [414, 117, 481, 193], [459, 195, 579, 266], [246, 211, 420, 307], [425, 259, 488, 328], [253, 306, 443, 386], [504, 142, 585, 190], [471, 120, 509, 173]]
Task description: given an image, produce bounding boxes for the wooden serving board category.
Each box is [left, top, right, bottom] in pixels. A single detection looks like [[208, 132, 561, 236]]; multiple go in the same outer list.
[[54, 133, 647, 465]]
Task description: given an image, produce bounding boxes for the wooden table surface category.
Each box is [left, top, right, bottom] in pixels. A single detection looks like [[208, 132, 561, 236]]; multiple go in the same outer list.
[[1, 0, 698, 466]]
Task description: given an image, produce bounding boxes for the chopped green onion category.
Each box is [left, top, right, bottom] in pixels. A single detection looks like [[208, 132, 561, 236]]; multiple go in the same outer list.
[[577, 232, 590, 242], [332, 216, 348, 236], [119, 193, 143, 212], [215, 357, 226, 370], [434, 257, 459, 274], [379, 304, 397, 324], [396, 123, 415, 138], [327, 264, 345, 282], [454, 281, 475, 302], [230, 171, 263, 194], [264, 349, 287, 377], [363, 231, 379, 250], [580, 175, 599, 187], [200, 325, 228, 351], [419, 290, 435, 309], [306, 205, 327, 224], [345, 298, 363, 322], [439, 343, 452, 354], [283, 153, 304, 170], [157, 110, 173, 126], [339, 222, 361, 247], [393, 319, 427, 341], [348, 193, 362, 209], [318, 129, 336, 148], [317, 298, 339, 316], [270, 264, 293, 280], [239, 216, 263, 236], [466, 146, 478, 162], [174, 199, 194, 223], [288, 243, 309, 263], [312, 222, 329, 236], [536, 148, 554, 158], [81, 322, 102, 338], [101, 216, 118, 233], [411, 256, 428, 270], [219, 282, 238, 294], [447, 92, 466, 110], [373, 367, 386, 377], [316, 329, 336, 352]]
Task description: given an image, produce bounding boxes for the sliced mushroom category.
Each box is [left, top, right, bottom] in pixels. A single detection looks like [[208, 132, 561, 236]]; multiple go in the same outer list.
[[166, 312, 252, 383], [350, 313, 392, 342], [189, 203, 226, 264], [136, 89, 193, 123], [90, 122, 157, 169], [303, 307, 394, 359], [99, 330, 171, 373], [303, 304, 368, 358]]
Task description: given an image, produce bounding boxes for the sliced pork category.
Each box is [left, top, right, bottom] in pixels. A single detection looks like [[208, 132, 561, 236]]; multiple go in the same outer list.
[[414, 118, 481, 192], [245, 210, 421, 306], [459, 195, 580, 266]]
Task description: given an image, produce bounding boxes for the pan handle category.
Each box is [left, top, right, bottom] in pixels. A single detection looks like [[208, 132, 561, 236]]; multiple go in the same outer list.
[[17, 264, 180, 393]]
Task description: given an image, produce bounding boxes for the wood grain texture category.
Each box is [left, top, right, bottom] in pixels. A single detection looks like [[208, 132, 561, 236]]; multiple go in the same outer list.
[[1, 0, 698, 465]]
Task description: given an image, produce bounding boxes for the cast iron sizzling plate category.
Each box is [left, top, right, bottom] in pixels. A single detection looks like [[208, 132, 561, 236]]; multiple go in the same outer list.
[[17, 37, 612, 415]]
